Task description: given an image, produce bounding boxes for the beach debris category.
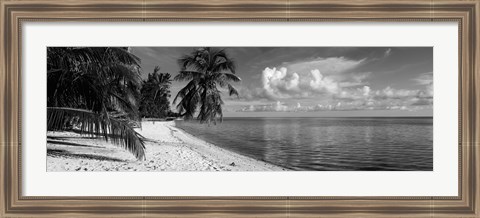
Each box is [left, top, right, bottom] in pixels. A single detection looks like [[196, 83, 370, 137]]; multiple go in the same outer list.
[[229, 162, 236, 166]]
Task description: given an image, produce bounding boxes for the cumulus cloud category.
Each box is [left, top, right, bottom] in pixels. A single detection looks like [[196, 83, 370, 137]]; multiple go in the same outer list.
[[240, 101, 291, 112], [374, 86, 419, 99], [260, 66, 371, 100], [309, 69, 339, 94], [262, 67, 301, 99], [241, 61, 433, 113], [247, 105, 255, 112], [270, 101, 285, 111], [296, 102, 301, 109], [362, 86, 371, 96], [259, 56, 372, 100], [240, 80, 433, 113], [239, 97, 430, 112]]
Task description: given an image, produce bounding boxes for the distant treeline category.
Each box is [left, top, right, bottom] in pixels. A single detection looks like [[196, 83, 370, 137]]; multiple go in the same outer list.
[[139, 66, 178, 119]]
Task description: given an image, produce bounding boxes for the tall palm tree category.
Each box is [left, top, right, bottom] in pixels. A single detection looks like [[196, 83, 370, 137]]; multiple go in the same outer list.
[[139, 66, 172, 118], [174, 47, 241, 124], [47, 47, 146, 160]]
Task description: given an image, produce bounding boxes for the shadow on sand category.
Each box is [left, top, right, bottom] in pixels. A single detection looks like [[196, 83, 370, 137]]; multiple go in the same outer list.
[[47, 149, 125, 162], [47, 139, 104, 149], [47, 135, 98, 140]]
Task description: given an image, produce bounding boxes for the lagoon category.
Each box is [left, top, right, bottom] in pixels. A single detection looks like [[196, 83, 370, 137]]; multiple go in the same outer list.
[[176, 117, 433, 171]]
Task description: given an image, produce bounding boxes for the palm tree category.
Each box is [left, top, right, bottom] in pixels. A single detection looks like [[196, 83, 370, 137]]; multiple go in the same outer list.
[[173, 47, 241, 124], [47, 47, 146, 160], [139, 66, 172, 118]]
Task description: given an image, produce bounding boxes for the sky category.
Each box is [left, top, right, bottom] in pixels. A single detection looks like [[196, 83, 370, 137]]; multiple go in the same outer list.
[[130, 47, 433, 117]]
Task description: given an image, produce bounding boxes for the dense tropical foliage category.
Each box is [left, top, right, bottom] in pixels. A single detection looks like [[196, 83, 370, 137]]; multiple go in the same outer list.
[[47, 47, 146, 160], [47, 47, 242, 161], [139, 66, 172, 118], [174, 47, 241, 124]]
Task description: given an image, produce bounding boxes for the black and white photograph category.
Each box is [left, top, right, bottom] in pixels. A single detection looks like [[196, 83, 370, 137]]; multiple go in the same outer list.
[[46, 47, 433, 171]]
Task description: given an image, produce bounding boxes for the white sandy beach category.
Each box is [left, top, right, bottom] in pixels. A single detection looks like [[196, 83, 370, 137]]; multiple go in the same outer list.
[[47, 121, 287, 171]]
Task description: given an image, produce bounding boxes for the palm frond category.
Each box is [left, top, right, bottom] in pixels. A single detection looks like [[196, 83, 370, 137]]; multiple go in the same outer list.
[[108, 92, 138, 120], [173, 80, 197, 104], [174, 71, 203, 82], [181, 85, 202, 118], [174, 47, 241, 124], [177, 85, 201, 120], [105, 47, 141, 67], [227, 83, 239, 96], [212, 56, 236, 74], [214, 73, 241, 88], [153, 66, 161, 74], [177, 54, 200, 71], [222, 73, 241, 82], [103, 63, 142, 87], [47, 107, 146, 160]]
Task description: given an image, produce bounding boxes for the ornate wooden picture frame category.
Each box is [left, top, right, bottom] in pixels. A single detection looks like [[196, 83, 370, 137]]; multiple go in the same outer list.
[[1, 0, 479, 217]]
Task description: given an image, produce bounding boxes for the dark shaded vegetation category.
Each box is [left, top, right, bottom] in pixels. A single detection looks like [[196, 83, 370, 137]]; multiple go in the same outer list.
[[47, 47, 241, 161]]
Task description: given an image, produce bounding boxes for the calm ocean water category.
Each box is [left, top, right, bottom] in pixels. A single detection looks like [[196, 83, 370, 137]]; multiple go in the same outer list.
[[175, 117, 433, 171]]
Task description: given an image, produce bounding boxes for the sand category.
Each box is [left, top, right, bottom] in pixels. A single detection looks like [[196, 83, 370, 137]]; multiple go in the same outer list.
[[47, 121, 287, 171]]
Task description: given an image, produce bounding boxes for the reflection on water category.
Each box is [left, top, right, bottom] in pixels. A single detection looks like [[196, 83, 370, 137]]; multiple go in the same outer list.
[[176, 117, 433, 171]]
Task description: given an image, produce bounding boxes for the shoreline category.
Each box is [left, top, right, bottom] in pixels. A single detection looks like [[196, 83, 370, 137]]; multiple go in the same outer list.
[[169, 121, 289, 170], [47, 121, 287, 171]]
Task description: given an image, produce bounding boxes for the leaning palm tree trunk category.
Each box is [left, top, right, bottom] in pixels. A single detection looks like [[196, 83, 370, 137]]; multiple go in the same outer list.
[[47, 107, 146, 160]]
